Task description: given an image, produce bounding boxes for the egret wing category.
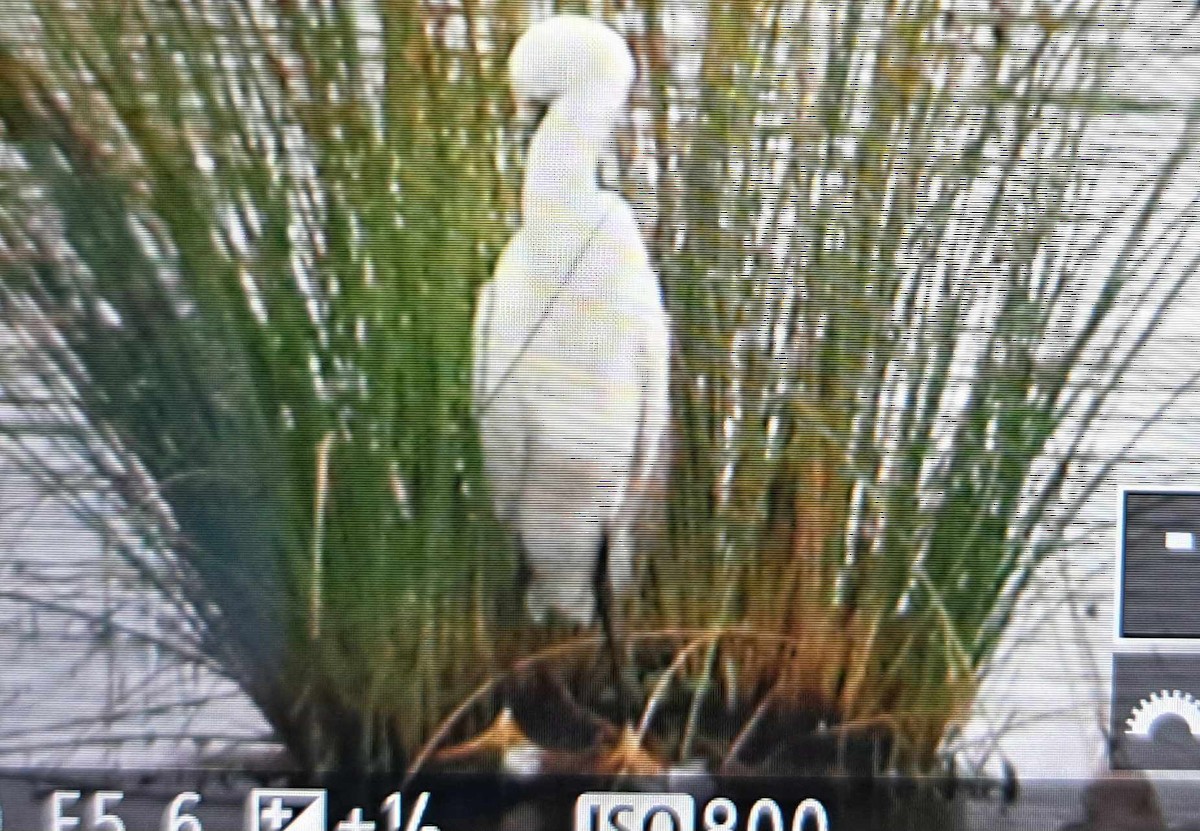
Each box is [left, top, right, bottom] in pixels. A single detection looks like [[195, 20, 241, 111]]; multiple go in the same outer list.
[[471, 251, 532, 524]]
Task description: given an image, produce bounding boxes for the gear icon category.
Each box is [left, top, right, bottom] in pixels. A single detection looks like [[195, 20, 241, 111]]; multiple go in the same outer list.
[[1125, 689, 1200, 737]]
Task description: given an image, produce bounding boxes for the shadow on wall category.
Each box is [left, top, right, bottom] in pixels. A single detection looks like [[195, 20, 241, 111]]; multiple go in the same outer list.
[[1059, 771, 1200, 831]]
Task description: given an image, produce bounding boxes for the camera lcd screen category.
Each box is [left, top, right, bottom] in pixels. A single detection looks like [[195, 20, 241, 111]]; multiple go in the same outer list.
[[1, 1, 1199, 830]]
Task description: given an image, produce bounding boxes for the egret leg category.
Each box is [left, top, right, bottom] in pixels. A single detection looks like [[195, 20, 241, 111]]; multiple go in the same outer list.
[[594, 533, 636, 724], [507, 544, 537, 626]]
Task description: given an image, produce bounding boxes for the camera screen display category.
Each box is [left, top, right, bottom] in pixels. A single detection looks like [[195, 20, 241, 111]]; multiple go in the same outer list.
[[0, 1, 1199, 829]]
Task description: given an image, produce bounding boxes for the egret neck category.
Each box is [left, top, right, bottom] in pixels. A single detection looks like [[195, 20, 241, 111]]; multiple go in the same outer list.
[[521, 81, 625, 282]]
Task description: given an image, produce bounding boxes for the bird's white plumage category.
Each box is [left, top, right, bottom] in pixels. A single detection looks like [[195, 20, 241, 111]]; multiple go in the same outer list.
[[507, 14, 634, 106], [473, 15, 669, 624]]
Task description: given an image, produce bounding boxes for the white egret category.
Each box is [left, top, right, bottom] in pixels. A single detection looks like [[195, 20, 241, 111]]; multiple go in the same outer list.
[[472, 14, 670, 628]]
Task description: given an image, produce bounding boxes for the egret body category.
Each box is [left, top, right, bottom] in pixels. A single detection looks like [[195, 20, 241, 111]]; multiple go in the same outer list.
[[472, 15, 670, 626]]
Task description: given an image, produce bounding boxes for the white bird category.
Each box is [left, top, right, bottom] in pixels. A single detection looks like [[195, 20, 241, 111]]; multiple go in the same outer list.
[[472, 14, 670, 627]]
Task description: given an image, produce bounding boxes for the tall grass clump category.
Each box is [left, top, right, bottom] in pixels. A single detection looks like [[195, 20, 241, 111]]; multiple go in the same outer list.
[[0, 0, 1196, 779], [0, 0, 531, 774], [627, 0, 1200, 770]]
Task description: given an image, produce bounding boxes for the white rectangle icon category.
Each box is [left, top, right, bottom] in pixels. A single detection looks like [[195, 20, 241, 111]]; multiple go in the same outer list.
[[1165, 531, 1196, 552], [575, 793, 695, 831]]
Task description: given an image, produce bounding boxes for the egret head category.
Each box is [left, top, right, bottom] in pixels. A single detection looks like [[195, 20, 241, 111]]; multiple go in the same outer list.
[[510, 16, 634, 220], [508, 15, 635, 109]]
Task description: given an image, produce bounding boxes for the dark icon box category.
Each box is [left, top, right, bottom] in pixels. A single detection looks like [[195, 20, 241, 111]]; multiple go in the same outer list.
[[1120, 490, 1200, 639], [1112, 652, 1200, 770]]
